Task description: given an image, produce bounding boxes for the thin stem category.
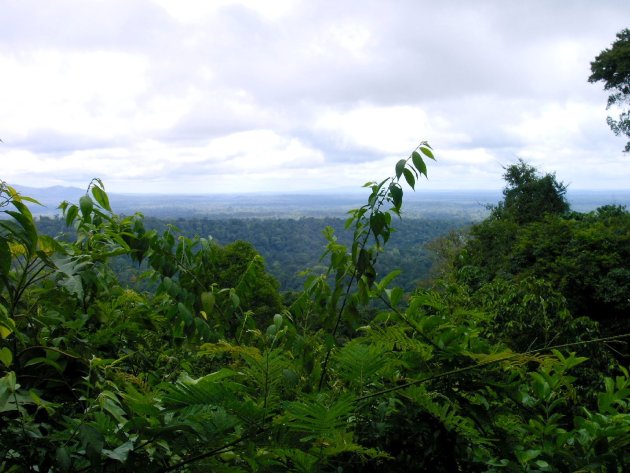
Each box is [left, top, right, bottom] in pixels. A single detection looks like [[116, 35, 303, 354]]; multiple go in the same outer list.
[[377, 293, 441, 351], [158, 427, 267, 473], [318, 185, 390, 391]]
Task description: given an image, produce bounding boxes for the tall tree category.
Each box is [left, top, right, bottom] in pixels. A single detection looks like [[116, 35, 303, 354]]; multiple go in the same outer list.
[[492, 159, 569, 224], [589, 28, 630, 152]]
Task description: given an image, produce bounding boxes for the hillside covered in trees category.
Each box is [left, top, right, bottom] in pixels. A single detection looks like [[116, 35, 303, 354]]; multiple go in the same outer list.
[[1, 144, 629, 472], [35, 215, 468, 293]]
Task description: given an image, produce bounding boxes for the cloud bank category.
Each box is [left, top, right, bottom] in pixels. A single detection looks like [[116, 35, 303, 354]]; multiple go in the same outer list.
[[1, 0, 629, 193]]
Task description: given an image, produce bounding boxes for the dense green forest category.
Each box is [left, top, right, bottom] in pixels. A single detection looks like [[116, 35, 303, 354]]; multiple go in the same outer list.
[[1, 143, 629, 472], [35, 215, 468, 293]]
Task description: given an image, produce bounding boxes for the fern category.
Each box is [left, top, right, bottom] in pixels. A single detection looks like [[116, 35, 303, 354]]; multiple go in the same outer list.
[[363, 324, 434, 364], [466, 348, 555, 369], [403, 385, 493, 451], [333, 339, 387, 390], [273, 449, 319, 473], [160, 369, 247, 418], [240, 348, 293, 408], [198, 340, 262, 360], [279, 393, 356, 441]]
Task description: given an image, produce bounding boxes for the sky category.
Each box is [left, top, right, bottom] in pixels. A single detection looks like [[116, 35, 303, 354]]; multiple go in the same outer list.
[[1, 0, 629, 194]]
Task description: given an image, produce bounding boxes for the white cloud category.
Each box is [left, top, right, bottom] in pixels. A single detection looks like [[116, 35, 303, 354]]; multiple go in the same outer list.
[[1, 0, 629, 194], [315, 105, 438, 154], [153, 0, 297, 23]]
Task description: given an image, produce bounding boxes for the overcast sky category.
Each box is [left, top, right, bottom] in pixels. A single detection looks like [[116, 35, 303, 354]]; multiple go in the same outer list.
[[1, 0, 629, 194]]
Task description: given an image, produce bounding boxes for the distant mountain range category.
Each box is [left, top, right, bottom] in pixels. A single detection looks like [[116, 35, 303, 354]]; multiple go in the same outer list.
[[7, 184, 630, 220]]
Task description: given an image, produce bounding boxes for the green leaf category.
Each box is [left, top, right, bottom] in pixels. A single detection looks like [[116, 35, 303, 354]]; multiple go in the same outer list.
[[369, 211, 387, 238], [178, 302, 193, 326], [412, 150, 428, 177], [395, 159, 406, 179], [79, 425, 104, 465], [99, 390, 128, 424], [229, 289, 240, 308], [17, 195, 42, 205], [5, 370, 16, 392], [389, 183, 403, 211], [79, 195, 94, 218], [357, 248, 371, 275], [0, 306, 15, 338], [24, 357, 63, 373], [103, 440, 134, 462], [402, 168, 415, 189], [376, 269, 401, 291], [201, 291, 215, 315], [419, 145, 435, 160], [529, 372, 551, 400], [6, 201, 38, 253], [515, 448, 541, 464], [0, 238, 10, 275], [91, 185, 112, 212], [65, 205, 79, 226], [56, 447, 72, 471], [387, 286, 404, 306], [37, 234, 64, 255], [0, 347, 12, 368]]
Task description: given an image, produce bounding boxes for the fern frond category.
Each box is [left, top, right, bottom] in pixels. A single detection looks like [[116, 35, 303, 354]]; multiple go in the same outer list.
[[273, 449, 319, 473], [333, 339, 387, 388], [409, 290, 446, 313], [198, 340, 262, 360], [319, 430, 392, 460], [364, 324, 433, 361], [466, 349, 551, 369], [403, 385, 493, 449], [279, 393, 356, 441], [241, 348, 292, 399], [160, 369, 243, 411]]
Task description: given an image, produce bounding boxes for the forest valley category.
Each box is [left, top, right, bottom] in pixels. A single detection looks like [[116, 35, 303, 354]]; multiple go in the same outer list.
[[1, 143, 630, 472]]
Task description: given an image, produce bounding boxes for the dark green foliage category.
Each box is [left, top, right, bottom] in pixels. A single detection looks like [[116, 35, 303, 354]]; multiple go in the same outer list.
[[455, 161, 630, 341], [1, 147, 629, 473], [589, 28, 630, 152], [492, 159, 569, 224], [460, 207, 630, 336]]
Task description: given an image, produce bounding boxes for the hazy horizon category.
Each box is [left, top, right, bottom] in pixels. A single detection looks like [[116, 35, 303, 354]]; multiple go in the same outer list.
[[11, 182, 630, 221], [10, 181, 630, 196]]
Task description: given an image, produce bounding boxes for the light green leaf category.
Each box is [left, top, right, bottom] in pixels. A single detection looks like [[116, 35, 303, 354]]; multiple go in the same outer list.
[[79, 195, 94, 218], [0, 347, 12, 367], [65, 205, 79, 226], [419, 145, 435, 160], [91, 185, 112, 212], [412, 150, 428, 177], [201, 291, 215, 315]]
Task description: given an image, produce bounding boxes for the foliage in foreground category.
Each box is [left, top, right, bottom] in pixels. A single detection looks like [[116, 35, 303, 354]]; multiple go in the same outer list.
[[1, 147, 629, 472]]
